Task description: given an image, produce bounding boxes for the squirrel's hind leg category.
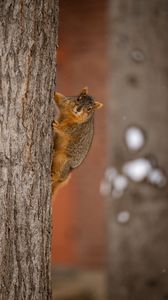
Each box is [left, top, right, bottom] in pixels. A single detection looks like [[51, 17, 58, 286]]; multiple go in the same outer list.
[[51, 154, 72, 198]]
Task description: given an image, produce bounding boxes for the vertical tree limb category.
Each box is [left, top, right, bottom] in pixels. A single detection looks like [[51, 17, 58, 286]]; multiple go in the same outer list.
[[107, 0, 168, 299], [0, 1, 59, 299]]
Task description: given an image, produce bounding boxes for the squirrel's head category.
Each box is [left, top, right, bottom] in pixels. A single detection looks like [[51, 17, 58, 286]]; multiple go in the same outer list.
[[54, 87, 103, 123]]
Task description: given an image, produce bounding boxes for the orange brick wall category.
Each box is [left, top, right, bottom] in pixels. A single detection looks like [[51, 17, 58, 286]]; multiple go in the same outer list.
[[52, 0, 108, 268]]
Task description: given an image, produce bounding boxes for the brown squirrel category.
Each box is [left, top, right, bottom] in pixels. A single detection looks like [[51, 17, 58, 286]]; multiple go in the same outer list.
[[51, 87, 103, 196]]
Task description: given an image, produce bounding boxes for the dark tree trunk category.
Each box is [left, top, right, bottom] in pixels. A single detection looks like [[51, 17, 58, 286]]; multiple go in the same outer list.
[[0, 1, 59, 299], [107, 0, 168, 299]]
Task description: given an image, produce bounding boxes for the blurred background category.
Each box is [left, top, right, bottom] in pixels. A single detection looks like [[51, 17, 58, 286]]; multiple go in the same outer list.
[[51, 0, 168, 299]]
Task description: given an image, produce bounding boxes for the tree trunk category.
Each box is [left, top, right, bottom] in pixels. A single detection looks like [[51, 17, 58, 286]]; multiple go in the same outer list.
[[107, 0, 168, 299], [0, 1, 59, 299]]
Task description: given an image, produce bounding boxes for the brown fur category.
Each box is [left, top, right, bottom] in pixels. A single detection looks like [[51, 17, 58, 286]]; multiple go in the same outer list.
[[51, 87, 103, 196]]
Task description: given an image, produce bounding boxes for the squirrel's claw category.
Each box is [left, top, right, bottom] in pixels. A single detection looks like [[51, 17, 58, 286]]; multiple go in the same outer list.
[[52, 120, 59, 130]]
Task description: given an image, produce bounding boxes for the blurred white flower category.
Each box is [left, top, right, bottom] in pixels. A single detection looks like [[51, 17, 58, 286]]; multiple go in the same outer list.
[[117, 211, 130, 224], [125, 126, 145, 151], [100, 179, 111, 196], [147, 168, 167, 188], [123, 158, 152, 182], [113, 175, 128, 191], [105, 167, 117, 182]]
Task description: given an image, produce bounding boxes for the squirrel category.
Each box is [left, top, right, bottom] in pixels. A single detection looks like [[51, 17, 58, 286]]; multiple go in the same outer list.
[[51, 87, 103, 196]]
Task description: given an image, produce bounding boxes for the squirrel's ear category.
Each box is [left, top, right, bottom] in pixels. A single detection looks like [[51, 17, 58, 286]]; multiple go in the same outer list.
[[94, 101, 103, 110], [81, 86, 88, 96], [54, 92, 65, 103]]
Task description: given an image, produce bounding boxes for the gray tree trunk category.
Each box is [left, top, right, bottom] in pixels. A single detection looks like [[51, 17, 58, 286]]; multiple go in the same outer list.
[[107, 1, 168, 299], [0, 1, 59, 299]]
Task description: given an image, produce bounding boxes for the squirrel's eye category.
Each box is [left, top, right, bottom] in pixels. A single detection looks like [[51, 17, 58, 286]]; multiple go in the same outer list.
[[87, 107, 92, 112]]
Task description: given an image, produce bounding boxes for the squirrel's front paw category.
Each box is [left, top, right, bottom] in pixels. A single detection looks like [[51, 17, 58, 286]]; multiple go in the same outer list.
[[52, 120, 59, 130]]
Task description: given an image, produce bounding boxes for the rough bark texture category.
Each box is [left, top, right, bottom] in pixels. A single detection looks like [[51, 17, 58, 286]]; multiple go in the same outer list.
[[107, 1, 168, 299], [0, 1, 58, 299]]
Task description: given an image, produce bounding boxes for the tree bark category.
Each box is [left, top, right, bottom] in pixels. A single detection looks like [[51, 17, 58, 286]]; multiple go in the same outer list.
[[0, 1, 59, 299], [107, 0, 168, 299]]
